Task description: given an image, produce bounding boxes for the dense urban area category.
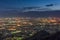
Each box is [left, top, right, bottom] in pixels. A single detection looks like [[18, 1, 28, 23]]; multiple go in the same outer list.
[[0, 17, 60, 40]]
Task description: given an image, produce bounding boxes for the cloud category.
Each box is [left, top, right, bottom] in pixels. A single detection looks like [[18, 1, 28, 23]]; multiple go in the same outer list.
[[22, 7, 40, 10], [45, 4, 54, 7], [21, 7, 52, 12]]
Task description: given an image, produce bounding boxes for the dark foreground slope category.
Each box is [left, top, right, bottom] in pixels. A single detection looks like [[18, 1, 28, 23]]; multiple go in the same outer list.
[[25, 30, 60, 40]]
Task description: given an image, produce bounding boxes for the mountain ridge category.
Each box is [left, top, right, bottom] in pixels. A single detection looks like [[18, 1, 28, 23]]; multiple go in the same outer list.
[[0, 10, 60, 17]]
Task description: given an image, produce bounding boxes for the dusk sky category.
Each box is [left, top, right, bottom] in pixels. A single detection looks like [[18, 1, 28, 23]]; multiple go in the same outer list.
[[0, 0, 60, 10]]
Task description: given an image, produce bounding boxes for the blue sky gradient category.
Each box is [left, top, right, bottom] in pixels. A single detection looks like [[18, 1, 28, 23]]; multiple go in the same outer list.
[[0, 0, 60, 10]]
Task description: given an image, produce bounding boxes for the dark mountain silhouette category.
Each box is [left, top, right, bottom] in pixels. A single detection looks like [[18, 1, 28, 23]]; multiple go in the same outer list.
[[22, 10, 60, 17], [0, 10, 60, 17]]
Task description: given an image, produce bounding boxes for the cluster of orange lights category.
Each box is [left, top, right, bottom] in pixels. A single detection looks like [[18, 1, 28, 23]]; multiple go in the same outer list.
[[0, 17, 60, 31], [48, 19, 57, 23]]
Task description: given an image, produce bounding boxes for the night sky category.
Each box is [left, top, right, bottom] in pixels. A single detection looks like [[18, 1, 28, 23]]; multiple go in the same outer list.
[[0, 0, 60, 10], [0, 0, 60, 17]]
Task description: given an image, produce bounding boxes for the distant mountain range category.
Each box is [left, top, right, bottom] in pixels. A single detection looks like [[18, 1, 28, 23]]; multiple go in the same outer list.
[[0, 7, 60, 17]]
